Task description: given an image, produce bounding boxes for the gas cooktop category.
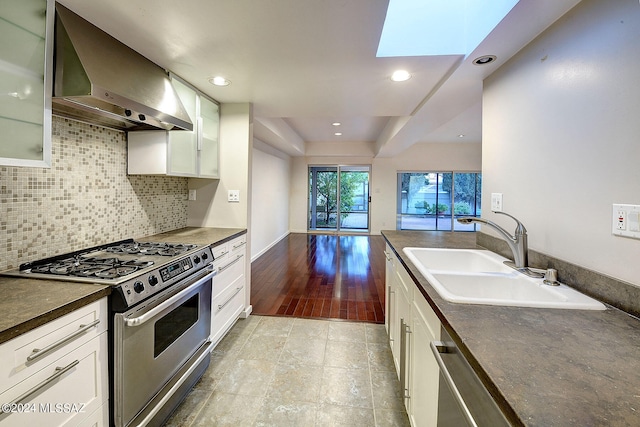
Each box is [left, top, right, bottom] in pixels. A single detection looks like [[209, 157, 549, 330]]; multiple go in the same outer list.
[[6, 239, 200, 283], [1, 239, 215, 308]]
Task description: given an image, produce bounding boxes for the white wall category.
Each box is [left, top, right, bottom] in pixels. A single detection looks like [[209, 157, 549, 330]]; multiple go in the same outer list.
[[188, 103, 252, 228], [251, 139, 291, 260], [483, 0, 640, 285], [289, 143, 482, 234], [187, 103, 253, 313]]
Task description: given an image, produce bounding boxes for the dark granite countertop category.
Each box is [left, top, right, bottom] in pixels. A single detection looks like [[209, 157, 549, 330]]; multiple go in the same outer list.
[[142, 227, 246, 247], [0, 277, 110, 345], [382, 230, 640, 427], [0, 227, 245, 346]]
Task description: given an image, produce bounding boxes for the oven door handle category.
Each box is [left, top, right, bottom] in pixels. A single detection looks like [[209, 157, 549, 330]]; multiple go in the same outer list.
[[124, 267, 215, 327]]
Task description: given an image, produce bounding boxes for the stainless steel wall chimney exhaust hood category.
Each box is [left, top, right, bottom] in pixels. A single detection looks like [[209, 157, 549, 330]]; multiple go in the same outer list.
[[52, 4, 193, 131]]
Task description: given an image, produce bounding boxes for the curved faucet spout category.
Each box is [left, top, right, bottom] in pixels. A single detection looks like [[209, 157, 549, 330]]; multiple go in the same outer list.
[[457, 211, 529, 270]]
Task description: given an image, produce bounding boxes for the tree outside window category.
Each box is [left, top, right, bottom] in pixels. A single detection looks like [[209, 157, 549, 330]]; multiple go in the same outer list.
[[398, 172, 481, 231]]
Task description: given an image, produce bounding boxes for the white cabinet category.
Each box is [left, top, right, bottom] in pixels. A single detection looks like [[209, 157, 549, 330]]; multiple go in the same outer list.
[[385, 248, 441, 427], [384, 245, 399, 371], [127, 75, 219, 178], [0, 298, 109, 427], [409, 289, 441, 427], [395, 254, 414, 408], [0, 0, 53, 168], [210, 234, 247, 345]]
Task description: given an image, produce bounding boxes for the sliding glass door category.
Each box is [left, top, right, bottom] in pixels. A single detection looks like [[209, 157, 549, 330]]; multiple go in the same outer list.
[[397, 171, 482, 231], [308, 165, 370, 233]]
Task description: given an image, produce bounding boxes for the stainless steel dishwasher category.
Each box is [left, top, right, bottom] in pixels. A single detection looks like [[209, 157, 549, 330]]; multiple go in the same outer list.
[[430, 327, 511, 426]]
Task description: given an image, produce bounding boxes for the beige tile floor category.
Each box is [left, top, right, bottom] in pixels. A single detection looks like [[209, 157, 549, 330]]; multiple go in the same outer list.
[[164, 315, 411, 427]]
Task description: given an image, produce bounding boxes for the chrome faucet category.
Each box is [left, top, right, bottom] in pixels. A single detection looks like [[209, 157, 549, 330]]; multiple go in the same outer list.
[[457, 212, 543, 278]]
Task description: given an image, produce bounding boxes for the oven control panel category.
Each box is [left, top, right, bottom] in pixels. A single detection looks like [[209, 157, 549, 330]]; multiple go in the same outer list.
[[116, 246, 214, 309], [160, 258, 193, 282]]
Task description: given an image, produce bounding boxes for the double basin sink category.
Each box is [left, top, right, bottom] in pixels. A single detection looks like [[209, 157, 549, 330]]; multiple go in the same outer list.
[[403, 248, 605, 310]]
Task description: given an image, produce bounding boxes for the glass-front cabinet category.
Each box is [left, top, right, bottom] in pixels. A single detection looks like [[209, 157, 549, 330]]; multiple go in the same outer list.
[[128, 75, 220, 178], [198, 95, 220, 177], [167, 77, 198, 175], [0, 0, 53, 167]]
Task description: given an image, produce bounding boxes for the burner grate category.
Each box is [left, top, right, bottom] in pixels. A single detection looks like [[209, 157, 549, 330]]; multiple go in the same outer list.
[[26, 256, 156, 280], [105, 242, 196, 256], [16, 239, 201, 282]]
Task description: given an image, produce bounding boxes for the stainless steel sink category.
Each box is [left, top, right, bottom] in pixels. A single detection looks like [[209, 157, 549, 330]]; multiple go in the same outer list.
[[403, 248, 606, 310]]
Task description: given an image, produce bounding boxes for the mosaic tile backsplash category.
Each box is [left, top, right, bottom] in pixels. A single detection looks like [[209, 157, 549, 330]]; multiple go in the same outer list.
[[0, 116, 188, 271]]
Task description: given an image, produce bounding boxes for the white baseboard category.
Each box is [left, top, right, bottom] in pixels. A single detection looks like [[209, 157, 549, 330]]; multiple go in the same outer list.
[[250, 231, 290, 262], [241, 305, 253, 318]]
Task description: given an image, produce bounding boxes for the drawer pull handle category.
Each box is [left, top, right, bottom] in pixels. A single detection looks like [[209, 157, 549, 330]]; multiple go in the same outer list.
[[1, 360, 80, 414], [218, 254, 243, 272], [399, 319, 411, 401], [232, 241, 246, 249], [218, 250, 230, 258], [217, 287, 243, 311], [27, 319, 100, 362]]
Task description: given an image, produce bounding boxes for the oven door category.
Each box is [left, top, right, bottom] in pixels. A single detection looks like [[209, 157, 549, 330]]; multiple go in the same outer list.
[[113, 268, 214, 427]]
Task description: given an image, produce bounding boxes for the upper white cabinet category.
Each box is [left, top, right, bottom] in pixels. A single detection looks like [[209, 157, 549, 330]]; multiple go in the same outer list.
[[128, 75, 220, 178], [198, 94, 221, 177], [0, 0, 53, 168]]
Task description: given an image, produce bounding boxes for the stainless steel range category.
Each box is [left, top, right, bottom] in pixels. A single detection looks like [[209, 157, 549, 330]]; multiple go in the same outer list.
[[3, 239, 215, 427]]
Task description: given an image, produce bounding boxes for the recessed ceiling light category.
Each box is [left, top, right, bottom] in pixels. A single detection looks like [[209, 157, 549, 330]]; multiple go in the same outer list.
[[334, 132, 343, 136], [472, 55, 497, 66], [208, 76, 231, 86], [332, 122, 341, 126], [390, 69, 411, 82], [458, 134, 465, 138]]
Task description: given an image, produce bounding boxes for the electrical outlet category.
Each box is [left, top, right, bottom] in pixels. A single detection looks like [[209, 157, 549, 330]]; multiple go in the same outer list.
[[612, 204, 640, 240], [616, 210, 626, 230], [228, 190, 240, 202], [491, 193, 503, 212]]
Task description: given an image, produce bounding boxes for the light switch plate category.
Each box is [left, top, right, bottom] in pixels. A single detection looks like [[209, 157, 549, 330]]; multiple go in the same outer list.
[[188, 190, 197, 201], [228, 190, 240, 202], [491, 193, 503, 212], [612, 204, 640, 240]]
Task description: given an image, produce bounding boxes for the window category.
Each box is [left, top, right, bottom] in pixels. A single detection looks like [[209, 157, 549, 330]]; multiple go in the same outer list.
[[397, 172, 481, 231]]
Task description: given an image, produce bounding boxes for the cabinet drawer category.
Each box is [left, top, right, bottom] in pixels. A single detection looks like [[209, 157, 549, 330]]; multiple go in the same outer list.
[[228, 235, 247, 255], [0, 332, 108, 427], [76, 402, 109, 427], [0, 298, 107, 390], [211, 281, 245, 345], [211, 235, 246, 267], [211, 243, 229, 265], [213, 253, 245, 299]]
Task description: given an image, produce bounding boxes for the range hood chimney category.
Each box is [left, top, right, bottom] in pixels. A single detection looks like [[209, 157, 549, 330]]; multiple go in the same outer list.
[[52, 4, 193, 131]]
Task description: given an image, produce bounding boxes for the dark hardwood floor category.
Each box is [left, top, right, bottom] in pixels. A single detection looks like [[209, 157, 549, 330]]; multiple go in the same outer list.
[[250, 233, 387, 323]]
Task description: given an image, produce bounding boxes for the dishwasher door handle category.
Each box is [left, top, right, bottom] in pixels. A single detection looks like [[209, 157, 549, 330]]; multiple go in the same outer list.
[[430, 341, 478, 427]]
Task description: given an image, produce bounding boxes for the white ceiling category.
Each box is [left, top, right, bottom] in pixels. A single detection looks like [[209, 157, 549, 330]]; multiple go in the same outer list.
[[57, 0, 581, 157]]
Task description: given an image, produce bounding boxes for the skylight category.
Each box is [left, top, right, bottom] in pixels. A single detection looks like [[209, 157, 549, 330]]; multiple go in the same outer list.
[[377, 0, 520, 57]]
